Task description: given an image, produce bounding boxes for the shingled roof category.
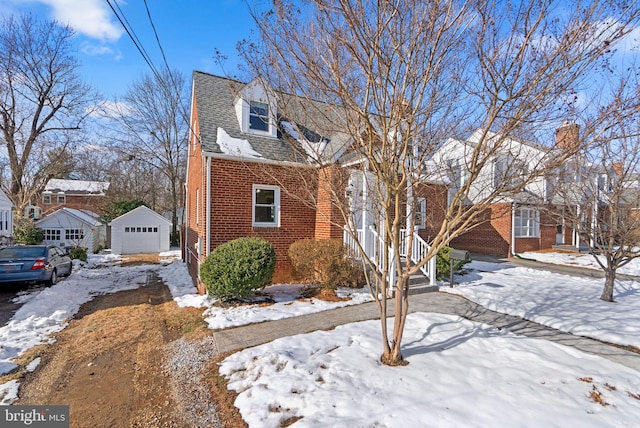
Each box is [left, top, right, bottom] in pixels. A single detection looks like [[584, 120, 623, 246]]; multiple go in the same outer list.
[[192, 71, 352, 164]]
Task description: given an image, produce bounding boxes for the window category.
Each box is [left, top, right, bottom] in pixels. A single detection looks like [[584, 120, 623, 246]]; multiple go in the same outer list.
[[125, 227, 130, 232], [415, 198, 426, 229], [57, 194, 66, 204], [514, 208, 540, 238], [42, 194, 51, 204], [253, 185, 280, 226], [65, 229, 84, 240], [44, 229, 61, 241], [249, 101, 269, 132]]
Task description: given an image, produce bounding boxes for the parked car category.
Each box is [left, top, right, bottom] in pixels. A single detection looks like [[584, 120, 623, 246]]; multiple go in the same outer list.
[[0, 245, 72, 286]]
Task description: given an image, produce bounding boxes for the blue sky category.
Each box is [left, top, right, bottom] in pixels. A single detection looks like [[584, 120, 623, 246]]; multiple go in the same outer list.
[[0, 0, 256, 99]]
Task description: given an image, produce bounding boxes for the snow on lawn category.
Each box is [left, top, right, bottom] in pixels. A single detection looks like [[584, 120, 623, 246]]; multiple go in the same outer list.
[[520, 251, 640, 277], [200, 284, 374, 330], [220, 312, 640, 428], [443, 260, 640, 348]]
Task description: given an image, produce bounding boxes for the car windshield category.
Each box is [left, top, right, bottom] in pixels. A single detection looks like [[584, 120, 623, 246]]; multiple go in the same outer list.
[[0, 247, 46, 260]]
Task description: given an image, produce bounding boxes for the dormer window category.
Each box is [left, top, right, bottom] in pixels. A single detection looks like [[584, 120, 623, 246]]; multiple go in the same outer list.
[[249, 101, 269, 132]]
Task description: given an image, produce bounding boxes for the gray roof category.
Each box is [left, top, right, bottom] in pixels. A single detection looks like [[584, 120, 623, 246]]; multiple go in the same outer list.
[[192, 71, 352, 164]]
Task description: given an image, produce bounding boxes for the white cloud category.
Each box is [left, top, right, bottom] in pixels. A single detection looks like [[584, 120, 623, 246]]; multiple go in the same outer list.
[[80, 41, 122, 59], [35, 0, 123, 42], [89, 100, 133, 119]]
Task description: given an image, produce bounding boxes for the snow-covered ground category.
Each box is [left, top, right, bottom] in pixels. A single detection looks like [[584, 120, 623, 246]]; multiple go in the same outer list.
[[520, 250, 640, 276], [443, 260, 640, 348], [1, 250, 639, 427]]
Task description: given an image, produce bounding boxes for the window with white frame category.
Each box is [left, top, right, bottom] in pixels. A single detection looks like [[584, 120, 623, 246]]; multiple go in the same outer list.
[[249, 101, 269, 132], [253, 185, 280, 226], [42, 194, 51, 204], [514, 208, 540, 237], [57, 194, 66, 204], [415, 197, 426, 229]]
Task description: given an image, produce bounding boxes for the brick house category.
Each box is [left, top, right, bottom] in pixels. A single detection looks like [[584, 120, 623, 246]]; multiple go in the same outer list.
[[422, 125, 583, 257], [33, 179, 110, 218], [184, 72, 349, 292]]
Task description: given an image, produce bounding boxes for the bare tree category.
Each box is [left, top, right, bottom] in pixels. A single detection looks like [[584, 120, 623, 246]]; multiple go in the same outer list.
[[103, 68, 188, 244], [0, 13, 97, 215], [552, 68, 640, 302], [241, 0, 640, 366]]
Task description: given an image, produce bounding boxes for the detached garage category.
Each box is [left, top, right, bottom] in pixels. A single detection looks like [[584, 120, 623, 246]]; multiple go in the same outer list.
[[110, 206, 172, 254]]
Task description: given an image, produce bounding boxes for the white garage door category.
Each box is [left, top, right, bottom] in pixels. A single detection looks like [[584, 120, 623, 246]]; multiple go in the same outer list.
[[122, 225, 160, 254]]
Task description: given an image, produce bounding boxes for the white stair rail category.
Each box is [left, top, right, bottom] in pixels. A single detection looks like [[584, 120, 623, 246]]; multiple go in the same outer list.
[[344, 226, 396, 291]]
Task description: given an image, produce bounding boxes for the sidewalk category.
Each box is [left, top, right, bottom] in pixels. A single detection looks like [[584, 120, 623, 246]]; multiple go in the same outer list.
[[211, 260, 640, 371]]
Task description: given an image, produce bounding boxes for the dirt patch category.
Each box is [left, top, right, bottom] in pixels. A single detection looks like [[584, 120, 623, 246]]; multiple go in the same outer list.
[[12, 269, 236, 427]]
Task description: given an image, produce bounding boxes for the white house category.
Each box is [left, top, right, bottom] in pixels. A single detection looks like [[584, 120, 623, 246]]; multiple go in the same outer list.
[[109, 206, 172, 254], [37, 208, 106, 252], [0, 189, 14, 244]]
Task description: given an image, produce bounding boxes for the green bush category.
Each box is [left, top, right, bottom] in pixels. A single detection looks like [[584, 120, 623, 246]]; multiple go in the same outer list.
[[13, 219, 44, 245], [200, 237, 275, 300], [289, 238, 363, 290], [69, 247, 88, 262], [436, 246, 471, 280]]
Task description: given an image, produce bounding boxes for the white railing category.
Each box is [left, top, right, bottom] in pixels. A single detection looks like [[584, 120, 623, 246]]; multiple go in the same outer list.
[[400, 229, 436, 286], [344, 226, 435, 290]]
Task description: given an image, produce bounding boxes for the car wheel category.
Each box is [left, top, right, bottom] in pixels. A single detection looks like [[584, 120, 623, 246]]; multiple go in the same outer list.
[[47, 269, 58, 286]]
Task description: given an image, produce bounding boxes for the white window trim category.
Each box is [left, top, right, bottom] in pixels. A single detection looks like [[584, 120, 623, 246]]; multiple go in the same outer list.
[[42, 193, 51, 204], [416, 197, 426, 229], [514, 207, 540, 238], [252, 184, 280, 227]]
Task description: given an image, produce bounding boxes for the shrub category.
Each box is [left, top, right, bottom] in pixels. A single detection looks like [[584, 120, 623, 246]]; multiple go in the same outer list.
[[435, 246, 471, 280], [200, 237, 275, 300], [69, 247, 88, 262], [13, 219, 44, 245], [289, 238, 363, 290]]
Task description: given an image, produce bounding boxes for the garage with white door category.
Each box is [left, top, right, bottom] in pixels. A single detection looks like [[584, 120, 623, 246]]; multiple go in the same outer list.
[[110, 206, 172, 254]]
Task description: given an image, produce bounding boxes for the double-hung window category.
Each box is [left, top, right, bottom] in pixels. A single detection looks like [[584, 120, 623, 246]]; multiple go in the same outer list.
[[249, 101, 269, 132], [253, 185, 280, 227], [514, 208, 540, 238], [415, 197, 426, 229]]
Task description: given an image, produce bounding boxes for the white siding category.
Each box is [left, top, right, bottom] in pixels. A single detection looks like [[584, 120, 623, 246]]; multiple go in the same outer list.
[[110, 206, 172, 254]]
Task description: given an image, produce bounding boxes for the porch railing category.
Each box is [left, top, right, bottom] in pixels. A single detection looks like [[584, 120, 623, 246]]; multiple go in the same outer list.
[[344, 227, 436, 291]]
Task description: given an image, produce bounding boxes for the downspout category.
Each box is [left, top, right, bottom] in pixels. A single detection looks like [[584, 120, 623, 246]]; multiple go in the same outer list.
[[206, 155, 212, 257]]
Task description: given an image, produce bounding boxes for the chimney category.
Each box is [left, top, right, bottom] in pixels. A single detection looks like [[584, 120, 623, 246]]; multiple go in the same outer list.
[[612, 161, 623, 176], [555, 121, 580, 151]]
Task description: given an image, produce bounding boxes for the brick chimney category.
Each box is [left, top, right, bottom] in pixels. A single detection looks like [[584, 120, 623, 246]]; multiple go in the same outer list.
[[555, 121, 580, 151]]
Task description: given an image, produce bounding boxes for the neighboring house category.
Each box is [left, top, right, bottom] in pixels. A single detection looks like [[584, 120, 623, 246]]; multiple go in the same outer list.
[[37, 208, 106, 253], [110, 206, 172, 254], [425, 124, 582, 257], [0, 189, 14, 245], [34, 179, 110, 218]]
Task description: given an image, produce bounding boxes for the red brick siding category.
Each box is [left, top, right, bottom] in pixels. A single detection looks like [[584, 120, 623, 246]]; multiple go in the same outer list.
[[209, 159, 318, 282], [38, 195, 107, 216], [315, 164, 347, 239]]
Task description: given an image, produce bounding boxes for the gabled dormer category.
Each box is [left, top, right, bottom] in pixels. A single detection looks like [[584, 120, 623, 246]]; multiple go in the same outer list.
[[234, 78, 278, 138]]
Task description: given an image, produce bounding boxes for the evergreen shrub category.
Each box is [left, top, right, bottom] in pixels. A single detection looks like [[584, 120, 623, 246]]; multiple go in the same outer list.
[[200, 237, 275, 300]]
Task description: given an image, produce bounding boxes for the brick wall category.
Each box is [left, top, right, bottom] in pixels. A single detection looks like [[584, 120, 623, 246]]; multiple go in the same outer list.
[[315, 164, 347, 239], [209, 158, 318, 282], [38, 195, 107, 216]]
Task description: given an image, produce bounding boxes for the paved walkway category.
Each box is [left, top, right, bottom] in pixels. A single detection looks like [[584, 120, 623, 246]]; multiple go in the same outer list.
[[211, 258, 640, 372]]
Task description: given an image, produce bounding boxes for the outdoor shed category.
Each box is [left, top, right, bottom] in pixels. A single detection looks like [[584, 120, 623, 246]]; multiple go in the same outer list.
[[109, 206, 172, 254], [37, 208, 106, 253]]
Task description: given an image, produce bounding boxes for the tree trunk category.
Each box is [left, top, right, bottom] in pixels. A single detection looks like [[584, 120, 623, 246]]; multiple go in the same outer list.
[[600, 269, 616, 302]]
